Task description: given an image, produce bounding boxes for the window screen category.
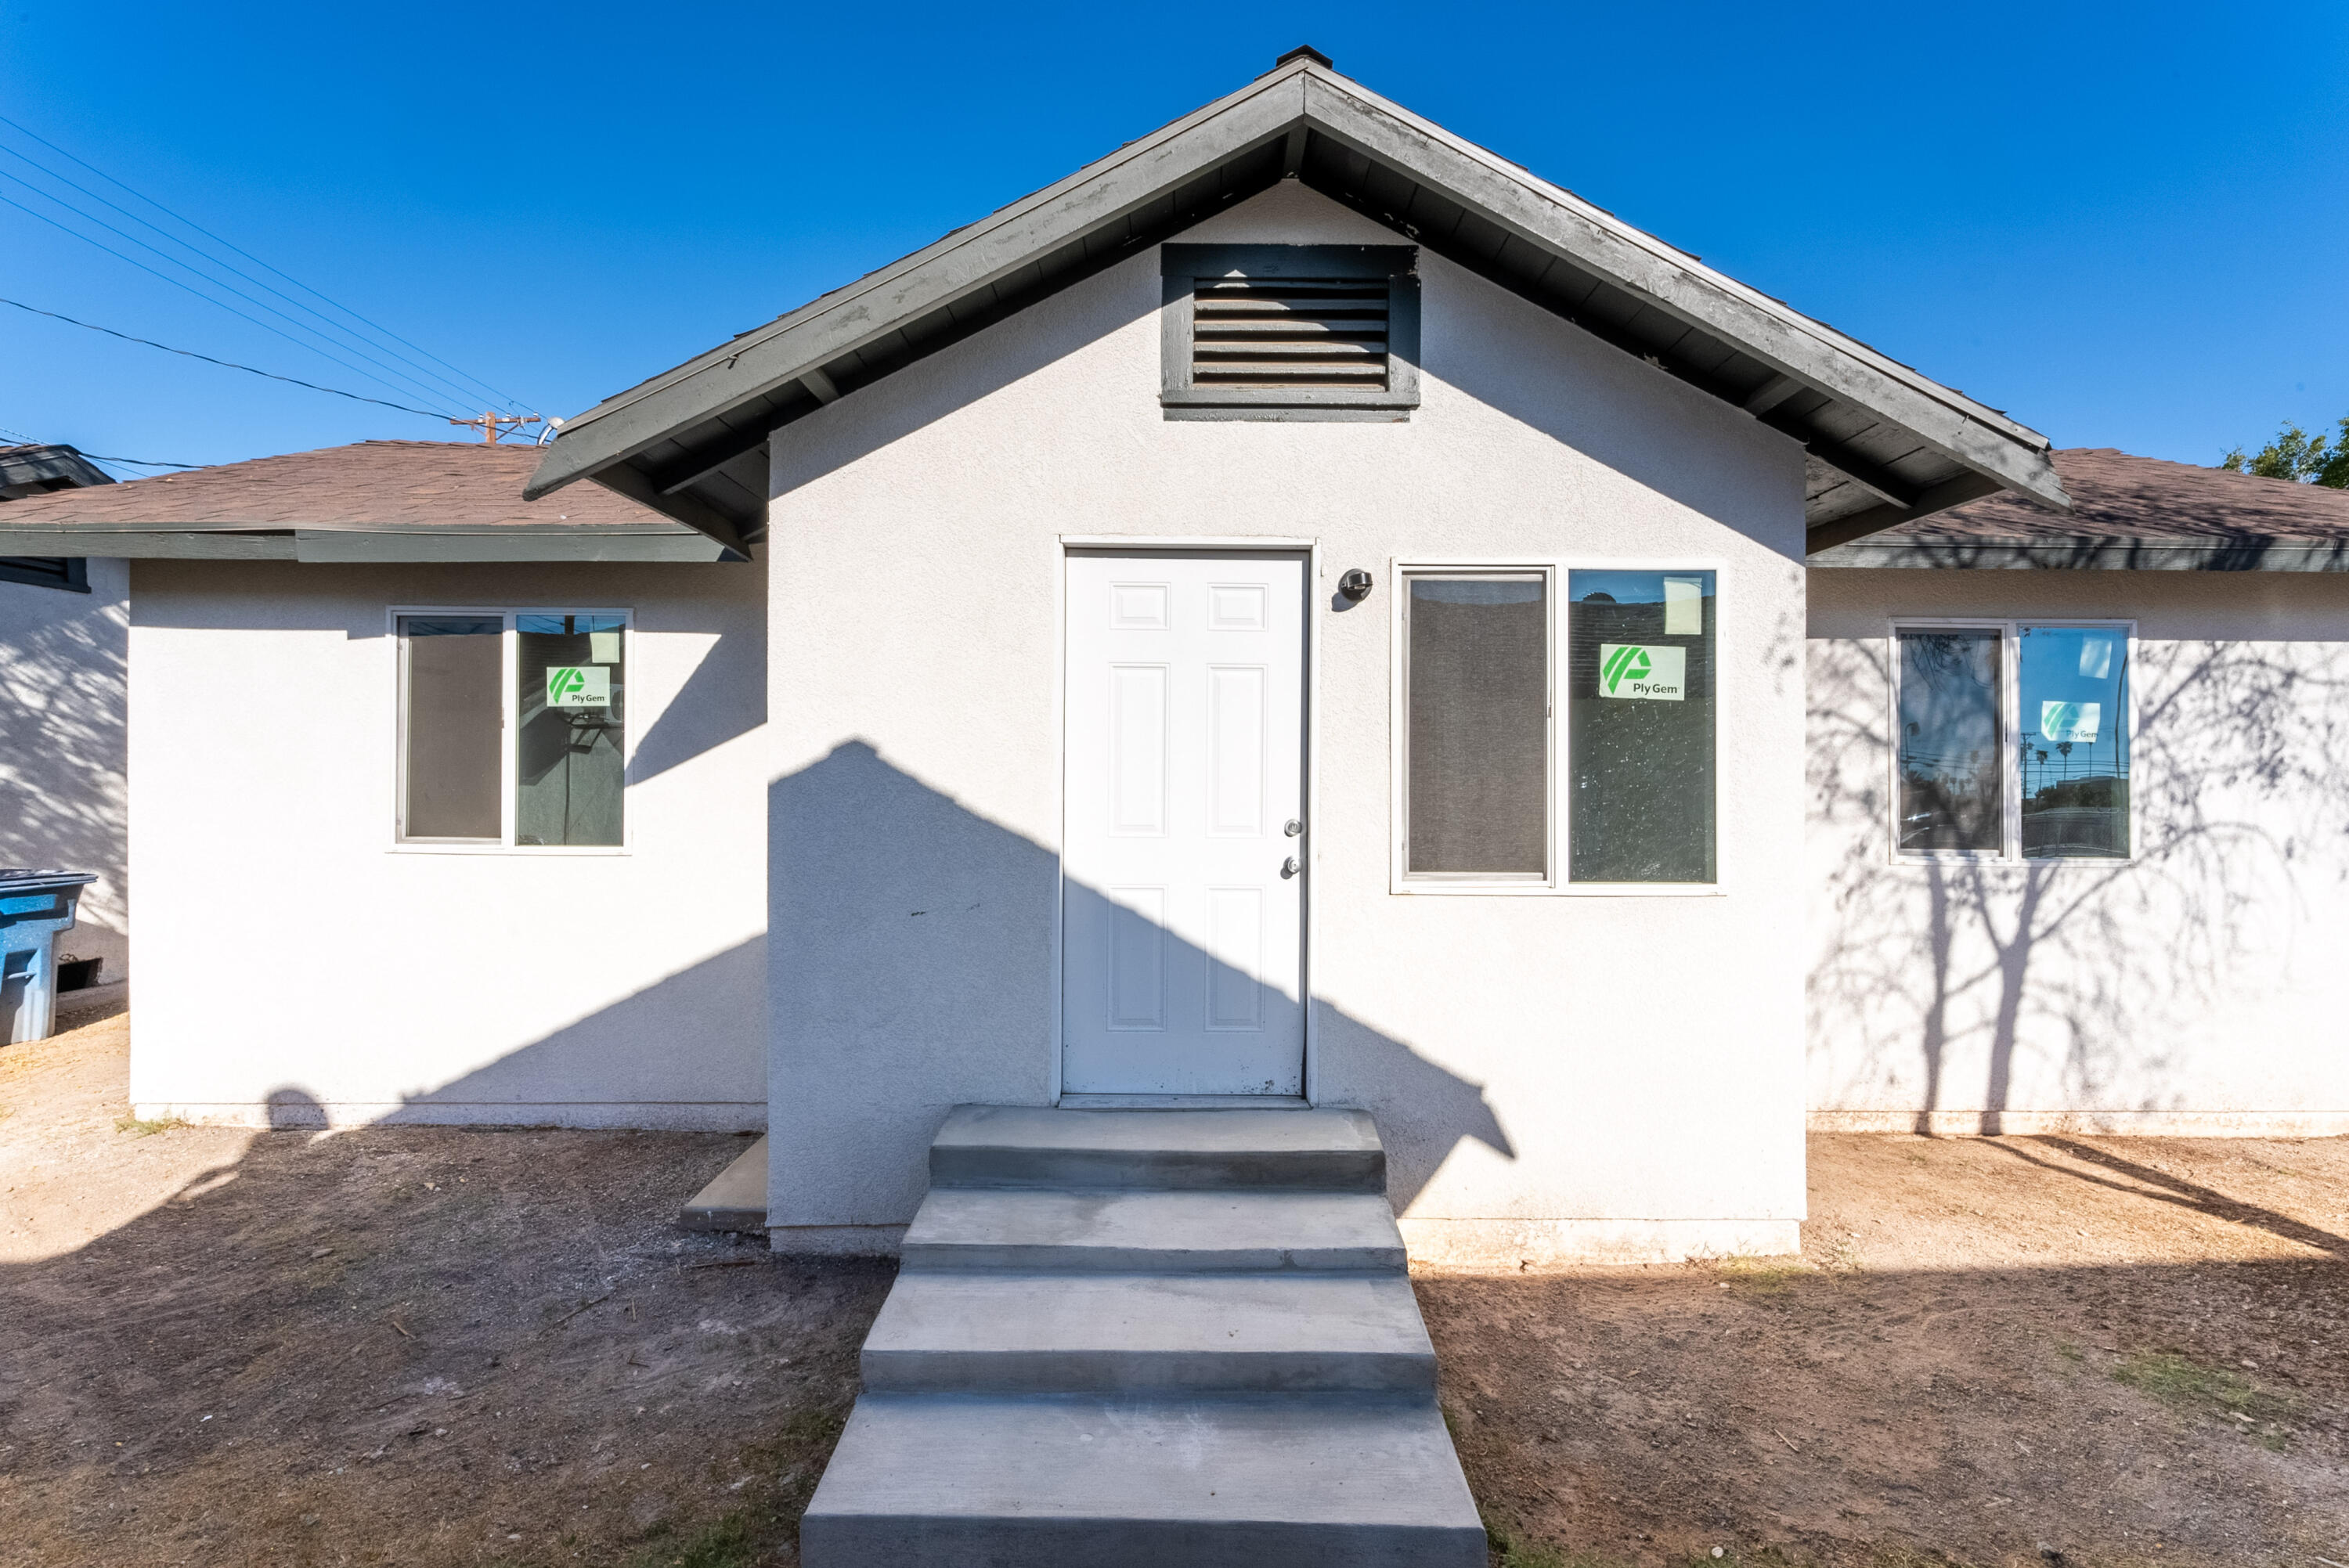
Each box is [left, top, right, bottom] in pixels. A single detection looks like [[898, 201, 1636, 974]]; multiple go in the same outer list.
[[516, 614, 625, 847], [1405, 575, 1549, 876], [1896, 629, 2004, 853], [1566, 571, 1716, 883], [399, 615, 502, 840], [2019, 625, 2129, 859]]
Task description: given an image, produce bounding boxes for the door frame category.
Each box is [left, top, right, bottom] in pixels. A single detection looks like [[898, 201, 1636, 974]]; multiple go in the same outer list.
[[1052, 536, 1322, 1105]]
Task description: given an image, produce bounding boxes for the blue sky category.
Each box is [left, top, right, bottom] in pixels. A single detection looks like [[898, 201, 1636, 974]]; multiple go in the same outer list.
[[3, 2, 2344, 477]]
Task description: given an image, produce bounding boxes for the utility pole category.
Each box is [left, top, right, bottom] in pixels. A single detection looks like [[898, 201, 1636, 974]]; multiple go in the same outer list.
[[449, 410, 542, 444]]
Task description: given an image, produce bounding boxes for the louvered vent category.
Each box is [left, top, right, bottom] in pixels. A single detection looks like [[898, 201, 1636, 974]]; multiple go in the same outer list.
[[1189, 276, 1391, 391]]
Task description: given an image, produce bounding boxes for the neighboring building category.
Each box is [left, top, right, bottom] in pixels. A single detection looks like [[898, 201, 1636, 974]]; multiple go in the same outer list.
[[0, 443, 128, 989], [0, 440, 766, 1128], [1808, 449, 2349, 1134]]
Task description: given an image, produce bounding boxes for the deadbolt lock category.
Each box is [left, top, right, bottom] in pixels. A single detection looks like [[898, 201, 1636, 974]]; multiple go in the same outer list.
[[1284, 819, 1304, 837]]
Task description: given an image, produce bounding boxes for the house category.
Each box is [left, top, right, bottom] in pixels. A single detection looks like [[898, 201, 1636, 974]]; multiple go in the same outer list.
[[16, 54, 2326, 1270], [0, 438, 765, 1127], [1807, 447, 2349, 1135], [516, 46, 2071, 1266], [1, 443, 128, 993]]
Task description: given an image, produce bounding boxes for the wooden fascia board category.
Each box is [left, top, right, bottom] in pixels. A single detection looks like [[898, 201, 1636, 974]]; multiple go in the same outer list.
[[1804, 472, 2006, 553], [0, 527, 723, 561], [1810, 538, 2349, 572], [0, 531, 298, 559], [528, 69, 1316, 499], [1296, 73, 2071, 515], [580, 463, 752, 560]]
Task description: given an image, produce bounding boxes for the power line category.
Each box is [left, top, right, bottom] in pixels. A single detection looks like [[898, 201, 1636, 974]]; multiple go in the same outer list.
[[0, 296, 456, 420], [0, 180, 469, 415], [0, 141, 510, 417], [81, 452, 203, 469], [0, 157, 486, 416], [0, 420, 203, 470], [0, 112, 539, 416]]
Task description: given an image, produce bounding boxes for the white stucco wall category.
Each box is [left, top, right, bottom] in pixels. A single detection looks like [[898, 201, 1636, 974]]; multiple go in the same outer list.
[[128, 557, 767, 1128], [1809, 568, 2349, 1134], [0, 559, 130, 986], [765, 182, 1812, 1263]]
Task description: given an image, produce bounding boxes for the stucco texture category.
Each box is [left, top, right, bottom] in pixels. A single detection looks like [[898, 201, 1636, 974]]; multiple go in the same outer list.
[[0, 561, 130, 985], [765, 184, 1811, 1260], [127, 557, 768, 1128], [1809, 568, 2349, 1134]]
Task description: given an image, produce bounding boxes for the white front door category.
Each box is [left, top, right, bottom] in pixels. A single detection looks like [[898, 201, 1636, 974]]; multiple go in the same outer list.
[[1062, 551, 1308, 1095]]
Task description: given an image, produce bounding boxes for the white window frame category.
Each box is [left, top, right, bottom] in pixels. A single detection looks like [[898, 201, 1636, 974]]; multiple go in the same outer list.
[[1887, 617, 2137, 867], [1388, 556, 1727, 897], [388, 606, 633, 856]]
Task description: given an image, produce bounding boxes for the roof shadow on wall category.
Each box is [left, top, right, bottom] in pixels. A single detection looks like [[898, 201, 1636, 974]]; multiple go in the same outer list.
[[772, 739, 1510, 1218], [625, 611, 766, 788]]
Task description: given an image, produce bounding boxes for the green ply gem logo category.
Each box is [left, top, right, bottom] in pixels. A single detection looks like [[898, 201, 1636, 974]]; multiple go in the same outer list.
[[1597, 643, 1686, 701], [1602, 644, 1652, 694], [547, 665, 612, 708]]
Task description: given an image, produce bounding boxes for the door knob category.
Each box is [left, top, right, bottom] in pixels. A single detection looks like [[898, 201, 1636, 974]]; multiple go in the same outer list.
[[1280, 856, 1300, 878]]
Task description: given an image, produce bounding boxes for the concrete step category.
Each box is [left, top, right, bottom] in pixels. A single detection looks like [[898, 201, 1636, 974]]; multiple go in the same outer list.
[[900, 1188, 1406, 1274], [800, 1391, 1486, 1568], [680, 1136, 767, 1232], [861, 1270, 1435, 1393], [930, 1105, 1385, 1193]]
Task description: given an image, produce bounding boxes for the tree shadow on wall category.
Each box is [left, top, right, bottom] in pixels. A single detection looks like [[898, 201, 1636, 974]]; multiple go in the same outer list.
[[770, 740, 1510, 1225], [0, 581, 127, 967], [1810, 631, 2349, 1130]]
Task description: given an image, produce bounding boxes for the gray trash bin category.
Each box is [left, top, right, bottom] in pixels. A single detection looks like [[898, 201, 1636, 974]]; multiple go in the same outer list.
[[1, 870, 98, 1044]]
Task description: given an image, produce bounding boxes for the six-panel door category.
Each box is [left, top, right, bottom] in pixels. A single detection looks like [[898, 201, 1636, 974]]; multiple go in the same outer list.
[[1061, 552, 1308, 1095]]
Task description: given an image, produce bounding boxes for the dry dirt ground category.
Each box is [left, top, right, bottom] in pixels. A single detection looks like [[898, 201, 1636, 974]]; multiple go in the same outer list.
[[3, 1007, 2346, 1568]]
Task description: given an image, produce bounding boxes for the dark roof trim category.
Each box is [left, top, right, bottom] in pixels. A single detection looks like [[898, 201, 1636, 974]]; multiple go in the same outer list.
[[1288, 74, 2061, 514], [531, 56, 2068, 543], [0, 528, 731, 563], [1810, 537, 2349, 572]]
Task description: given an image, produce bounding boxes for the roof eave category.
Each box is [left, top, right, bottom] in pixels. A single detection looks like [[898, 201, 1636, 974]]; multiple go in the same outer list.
[[531, 56, 2068, 535]]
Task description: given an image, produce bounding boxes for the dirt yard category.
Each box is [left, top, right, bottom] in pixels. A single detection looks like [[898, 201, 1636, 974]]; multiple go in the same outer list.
[[3, 1007, 2345, 1568]]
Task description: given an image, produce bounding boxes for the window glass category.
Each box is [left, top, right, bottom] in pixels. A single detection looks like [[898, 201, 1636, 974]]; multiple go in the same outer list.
[[515, 615, 625, 847], [398, 615, 502, 840], [1896, 629, 2004, 853], [2019, 625, 2129, 859], [1405, 575, 1548, 876], [1566, 570, 1716, 882]]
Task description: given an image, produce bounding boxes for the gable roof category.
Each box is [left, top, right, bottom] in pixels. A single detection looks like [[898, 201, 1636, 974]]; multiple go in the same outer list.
[[529, 47, 2069, 553], [0, 440, 726, 562], [0, 443, 112, 499], [1810, 448, 2349, 571]]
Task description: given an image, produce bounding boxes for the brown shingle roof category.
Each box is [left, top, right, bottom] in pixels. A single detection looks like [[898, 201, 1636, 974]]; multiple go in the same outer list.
[[0, 440, 689, 535], [1812, 448, 2349, 570]]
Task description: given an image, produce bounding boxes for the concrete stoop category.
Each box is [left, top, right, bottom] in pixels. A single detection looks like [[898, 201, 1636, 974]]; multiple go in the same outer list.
[[801, 1105, 1485, 1567]]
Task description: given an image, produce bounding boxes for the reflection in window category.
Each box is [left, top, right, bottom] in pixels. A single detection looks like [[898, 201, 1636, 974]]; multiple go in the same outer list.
[[516, 614, 626, 846], [1405, 575, 1548, 876], [1566, 570, 1716, 883], [2019, 625, 2129, 859], [1896, 630, 2003, 853]]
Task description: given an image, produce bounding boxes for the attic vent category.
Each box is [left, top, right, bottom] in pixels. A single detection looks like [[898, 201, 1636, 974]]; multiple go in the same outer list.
[[0, 556, 87, 593], [1191, 277, 1390, 391], [1161, 243, 1420, 421]]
